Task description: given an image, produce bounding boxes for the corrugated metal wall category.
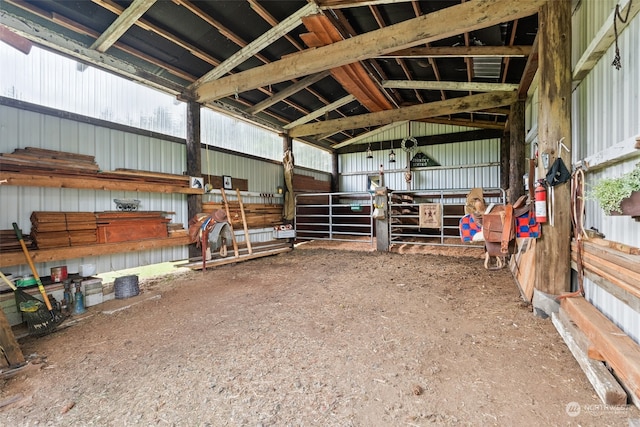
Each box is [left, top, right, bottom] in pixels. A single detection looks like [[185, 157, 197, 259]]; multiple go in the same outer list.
[[0, 104, 189, 278], [565, 1, 638, 343], [340, 129, 501, 193]]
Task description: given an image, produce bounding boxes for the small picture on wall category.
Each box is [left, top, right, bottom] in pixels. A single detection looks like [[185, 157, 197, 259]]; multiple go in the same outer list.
[[223, 175, 233, 190], [190, 176, 204, 190]]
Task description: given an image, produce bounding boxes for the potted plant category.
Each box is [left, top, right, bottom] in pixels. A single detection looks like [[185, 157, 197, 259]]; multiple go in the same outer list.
[[590, 162, 640, 216]]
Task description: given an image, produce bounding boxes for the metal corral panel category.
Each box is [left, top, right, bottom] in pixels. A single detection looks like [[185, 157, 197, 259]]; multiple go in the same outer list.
[[0, 104, 189, 276], [340, 138, 500, 192]]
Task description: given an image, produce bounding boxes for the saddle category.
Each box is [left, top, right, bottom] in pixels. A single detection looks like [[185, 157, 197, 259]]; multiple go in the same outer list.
[[481, 196, 529, 269], [188, 209, 229, 270]]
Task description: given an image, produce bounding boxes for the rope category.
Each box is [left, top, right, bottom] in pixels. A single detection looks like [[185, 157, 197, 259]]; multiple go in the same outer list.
[[612, 0, 633, 70], [557, 168, 587, 300]]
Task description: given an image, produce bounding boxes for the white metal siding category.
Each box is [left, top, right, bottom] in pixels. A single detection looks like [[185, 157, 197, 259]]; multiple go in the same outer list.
[[340, 138, 501, 192], [570, 3, 640, 344]]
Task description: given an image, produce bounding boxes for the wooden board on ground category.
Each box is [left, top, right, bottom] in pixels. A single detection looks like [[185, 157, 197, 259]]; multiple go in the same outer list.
[[184, 241, 292, 271], [552, 308, 627, 405], [562, 296, 640, 409], [509, 238, 536, 302]]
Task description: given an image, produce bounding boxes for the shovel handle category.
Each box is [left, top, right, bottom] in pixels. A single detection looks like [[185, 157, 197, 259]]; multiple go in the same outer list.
[[13, 222, 54, 311]]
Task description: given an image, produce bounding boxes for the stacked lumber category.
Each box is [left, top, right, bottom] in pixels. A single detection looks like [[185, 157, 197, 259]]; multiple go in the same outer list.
[[95, 211, 170, 243], [100, 169, 190, 187], [168, 223, 187, 237], [0, 149, 194, 192], [202, 202, 282, 229], [293, 174, 331, 193], [0, 229, 33, 251], [30, 212, 97, 249], [0, 147, 100, 177]]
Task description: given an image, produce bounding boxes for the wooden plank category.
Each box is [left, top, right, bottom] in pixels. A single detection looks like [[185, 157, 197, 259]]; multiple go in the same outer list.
[[586, 236, 640, 255], [552, 309, 628, 405], [0, 172, 202, 194], [571, 259, 640, 314], [562, 297, 640, 408], [0, 306, 25, 368], [580, 135, 640, 172], [289, 91, 517, 137], [236, 189, 253, 255], [510, 238, 536, 302], [0, 235, 190, 268], [195, 0, 546, 102], [571, 241, 640, 301]]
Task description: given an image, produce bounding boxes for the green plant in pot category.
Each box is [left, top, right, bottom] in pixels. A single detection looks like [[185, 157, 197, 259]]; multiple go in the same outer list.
[[590, 162, 640, 215]]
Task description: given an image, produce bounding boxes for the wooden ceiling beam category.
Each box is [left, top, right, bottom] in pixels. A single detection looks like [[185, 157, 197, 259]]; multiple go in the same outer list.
[[289, 91, 517, 137], [383, 45, 532, 58], [90, 0, 156, 52], [195, 0, 546, 102], [382, 80, 519, 92], [517, 33, 539, 99], [192, 3, 320, 87], [91, 0, 221, 67], [283, 94, 356, 129], [331, 120, 408, 148], [317, 0, 415, 9], [0, 25, 32, 54], [247, 71, 331, 115], [337, 128, 504, 154], [247, 0, 305, 51], [419, 117, 506, 130]]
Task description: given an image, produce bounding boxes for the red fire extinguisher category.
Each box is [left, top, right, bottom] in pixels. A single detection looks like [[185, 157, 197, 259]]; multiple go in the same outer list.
[[534, 179, 547, 223]]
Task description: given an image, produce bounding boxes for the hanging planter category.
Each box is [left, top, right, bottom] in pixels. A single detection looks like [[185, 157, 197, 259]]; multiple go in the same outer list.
[[589, 162, 640, 216]]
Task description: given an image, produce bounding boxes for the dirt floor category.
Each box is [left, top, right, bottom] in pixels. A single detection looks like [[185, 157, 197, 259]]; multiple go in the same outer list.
[[1, 241, 639, 426]]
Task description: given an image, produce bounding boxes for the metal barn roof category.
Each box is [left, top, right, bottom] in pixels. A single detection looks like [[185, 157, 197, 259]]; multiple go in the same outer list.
[[0, 0, 540, 152]]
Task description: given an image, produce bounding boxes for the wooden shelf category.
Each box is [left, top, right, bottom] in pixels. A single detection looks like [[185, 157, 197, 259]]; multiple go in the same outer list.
[[0, 235, 191, 268], [0, 172, 203, 195]]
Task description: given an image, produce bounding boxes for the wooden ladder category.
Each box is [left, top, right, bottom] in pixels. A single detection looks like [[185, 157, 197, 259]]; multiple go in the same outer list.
[[220, 188, 253, 256]]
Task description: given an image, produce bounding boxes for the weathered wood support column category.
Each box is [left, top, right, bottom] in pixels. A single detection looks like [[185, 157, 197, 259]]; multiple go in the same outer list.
[[186, 99, 202, 259], [500, 133, 510, 194], [509, 99, 526, 203], [283, 133, 293, 153], [331, 152, 339, 192], [534, 0, 572, 310]]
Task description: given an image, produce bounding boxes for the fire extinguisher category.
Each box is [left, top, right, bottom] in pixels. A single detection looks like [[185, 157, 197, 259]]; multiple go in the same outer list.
[[534, 179, 547, 223]]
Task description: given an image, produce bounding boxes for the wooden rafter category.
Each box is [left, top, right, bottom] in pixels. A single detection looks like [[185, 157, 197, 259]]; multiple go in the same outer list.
[[419, 117, 506, 130], [191, 2, 320, 87], [283, 95, 356, 129], [195, 0, 546, 103], [331, 121, 408, 148], [368, 4, 423, 103], [382, 80, 519, 92], [289, 91, 517, 137], [383, 45, 532, 58], [90, 0, 156, 52], [317, 0, 415, 9]]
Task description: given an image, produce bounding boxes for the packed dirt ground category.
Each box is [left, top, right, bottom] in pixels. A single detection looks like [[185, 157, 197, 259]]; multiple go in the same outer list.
[[1, 241, 639, 426]]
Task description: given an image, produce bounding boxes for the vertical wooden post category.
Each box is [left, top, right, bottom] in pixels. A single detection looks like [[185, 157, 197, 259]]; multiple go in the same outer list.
[[186, 99, 202, 259], [535, 0, 572, 297], [331, 152, 339, 192], [509, 99, 526, 203], [500, 133, 510, 193], [283, 133, 293, 153]]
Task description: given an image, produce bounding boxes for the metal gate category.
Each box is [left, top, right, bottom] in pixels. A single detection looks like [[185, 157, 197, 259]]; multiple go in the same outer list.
[[295, 192, 374, 243], [389, 188, 506, 247]]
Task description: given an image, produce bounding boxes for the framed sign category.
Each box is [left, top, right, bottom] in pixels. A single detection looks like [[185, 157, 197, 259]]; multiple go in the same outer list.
[[223, 175, 233, 190], [190, 176, 204, 190]]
